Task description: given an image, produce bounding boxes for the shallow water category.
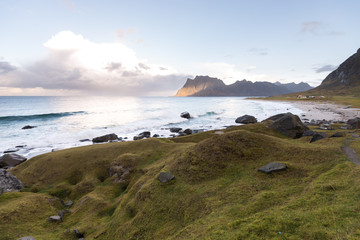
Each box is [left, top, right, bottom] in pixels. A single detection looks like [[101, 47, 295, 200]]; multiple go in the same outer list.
[[0, 96, 303, 158]]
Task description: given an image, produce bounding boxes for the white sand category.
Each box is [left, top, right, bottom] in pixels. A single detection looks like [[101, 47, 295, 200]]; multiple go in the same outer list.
[[290, 101, 360, 122]]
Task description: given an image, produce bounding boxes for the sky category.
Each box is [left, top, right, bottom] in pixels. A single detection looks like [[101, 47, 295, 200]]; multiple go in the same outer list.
[[0, 0, 359, 96]]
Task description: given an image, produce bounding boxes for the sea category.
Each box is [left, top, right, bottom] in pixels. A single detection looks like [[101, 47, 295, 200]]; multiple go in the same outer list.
[[0, 96, 303, 159]]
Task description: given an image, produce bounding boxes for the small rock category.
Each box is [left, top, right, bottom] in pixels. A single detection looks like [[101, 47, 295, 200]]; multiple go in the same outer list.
[[170, 127, 182, 133], [15, 145, 27, 148], [258, 162, 287, 174], [158, 172, 175, 183], [319, 124, 334, 130], [152, 134, 160, 138], [0, 169, 24, 194], [235, 115, 257, 124], [310, 132, 327, 143], [47, 215, 62, 223], [17, 237, 36, 240], [22, 125, 36, 130], [58, 209, 70, 218], [3, 148, 19, 153], [92, 133, 118, 143], [74, 229, 84, 238], [330, 132, 345, 138], [133, 131, 151, 140], [0, 153, 27, 168], [183, 129, 192, 135], [64, 200, 73, 207], [180, 112, 191, 119], [79, 139, 91, 142]]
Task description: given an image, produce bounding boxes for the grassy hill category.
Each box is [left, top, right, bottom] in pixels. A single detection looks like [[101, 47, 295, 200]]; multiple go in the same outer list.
[[1, 123, 360, 239]]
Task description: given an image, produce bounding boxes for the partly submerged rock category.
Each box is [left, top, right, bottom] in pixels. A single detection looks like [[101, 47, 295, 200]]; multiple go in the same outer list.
[[0, 169, 24, 194], [92, 133, 118, 143], [235, 115, 257, 124], [133, 131, 151, 140], [180, 112, 191, 119], [22, 125, 36, 130], [310, 132, 327, 143], [258, 162, 287, 174], [183, 128, 193, 135], [158, 172, 175, 183], [262, 113, 308, 138], [170, 127, 182, 133], [0, 153, 27, 168]]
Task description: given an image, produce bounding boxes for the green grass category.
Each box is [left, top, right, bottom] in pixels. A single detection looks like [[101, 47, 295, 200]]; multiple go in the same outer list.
[[1, 123, 360, 239]]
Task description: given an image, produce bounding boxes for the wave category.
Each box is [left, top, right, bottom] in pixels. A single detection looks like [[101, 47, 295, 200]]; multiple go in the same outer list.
[[198, 111, 221, 117], [0, 111, 86, 123]]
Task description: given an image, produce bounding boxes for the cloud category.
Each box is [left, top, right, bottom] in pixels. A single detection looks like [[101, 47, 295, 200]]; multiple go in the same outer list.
[[1, 31, 187, 96], [313, 64, 337, 73], [0, 61, 17, 74], [249, 48, 268, 56], [301, 21, 345, 36]]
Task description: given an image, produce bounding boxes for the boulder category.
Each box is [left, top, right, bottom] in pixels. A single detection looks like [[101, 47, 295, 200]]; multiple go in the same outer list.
[[0, 153, 27, 168], [152, 134, 160, 138], [47, 215, 62, 223], [158, 172, 175, 183], [17, 237, 36, 240], [235, 115, 257, 124], [330, 132, 345, 138], [92, 133, 118, 143], [258, 162, 287, 174], [0, 169, 24, 194], [170, 127, 182, 133], [310, 132, 327, 143], [180, 112, 191, 119], [262, 113, 309, 138], [22, 125, 36, 130], [347, 118, 360, 129], [183, 129, 193, 135], [133, 131, 151, 140]]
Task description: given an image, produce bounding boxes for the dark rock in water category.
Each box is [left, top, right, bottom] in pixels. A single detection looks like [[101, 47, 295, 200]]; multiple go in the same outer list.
[[79, 139, 91, 142], [15, 145, 27, 148], [192, 129, 204, 134], [0, 169, 24, 194], [17, 237, 37, 240], [170, 127, 182, 133], [0, 153, 27, 168], [22, 125, 36, 130], [47, 215, 62, 223], [303, 130, 316, 137], [3, 148, 19, 153], [258, 162, 287, 174], [347, 118, 360, 129], [152, 134, 160, 138], [74, 229, 85, 238], [158, 172, 175, 183], [92, 133, 118, 143], [133, 131, 151, 140], [262, 113, 308, 138], [180, 112, 191, 119], [330, 132, 345, 138], [235, 115, 257, 124], [310, 132, 327, 143], [183, 128, 193, 135]]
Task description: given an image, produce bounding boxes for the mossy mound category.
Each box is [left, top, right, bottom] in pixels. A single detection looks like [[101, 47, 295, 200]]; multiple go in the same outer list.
[[1, 123, 360, 239]]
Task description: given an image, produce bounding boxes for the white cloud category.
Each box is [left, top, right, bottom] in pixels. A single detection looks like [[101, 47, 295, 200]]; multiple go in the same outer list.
[[1, 31, 186, 96]]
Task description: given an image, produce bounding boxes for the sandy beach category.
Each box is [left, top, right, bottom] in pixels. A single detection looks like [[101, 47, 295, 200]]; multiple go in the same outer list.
[[290, 101, 360, 122]]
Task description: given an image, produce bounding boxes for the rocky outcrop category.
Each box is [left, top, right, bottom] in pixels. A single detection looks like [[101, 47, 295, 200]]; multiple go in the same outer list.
[[235, 115, 257, 124], [0, 153, 27, 168], [92, 133, 118, 143], [158, 172, 175, 183], [262, 113, 309, 138], [258, 162, 287, 174], [0, 169, 24, 194], [175, 75, 312, 97]]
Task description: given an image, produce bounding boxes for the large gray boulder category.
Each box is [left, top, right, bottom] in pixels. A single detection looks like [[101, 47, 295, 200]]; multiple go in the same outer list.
[[262, 113, 308, 138], [92, 133, 118, 143], [235, 115, 257, 124], [347, 118, 360, 129], [0, 169, 24, 194], [0, 153, 27, 168], [258, 162, 287, 174], [158, 172, 175, 183]]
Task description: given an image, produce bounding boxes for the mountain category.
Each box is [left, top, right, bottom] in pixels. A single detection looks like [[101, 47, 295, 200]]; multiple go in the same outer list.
[[175, 75, 313, 97], [312, 48, 360, 93]]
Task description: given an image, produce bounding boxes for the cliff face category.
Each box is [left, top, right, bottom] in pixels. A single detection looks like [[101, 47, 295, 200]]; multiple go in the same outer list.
[[316, 48, 360, 90], [175, 76, 312, 97]]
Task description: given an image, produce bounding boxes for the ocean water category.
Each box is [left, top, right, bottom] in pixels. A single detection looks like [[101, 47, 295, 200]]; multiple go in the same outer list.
[[0, 96, 303, 159]]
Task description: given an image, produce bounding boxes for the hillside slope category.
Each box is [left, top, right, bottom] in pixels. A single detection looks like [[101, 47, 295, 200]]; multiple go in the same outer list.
[[1, 123, 360, 239]]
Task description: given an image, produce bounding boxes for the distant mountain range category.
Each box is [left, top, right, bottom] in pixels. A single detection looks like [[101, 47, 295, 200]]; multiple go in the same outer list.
[[175, 76, 313, 97]]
